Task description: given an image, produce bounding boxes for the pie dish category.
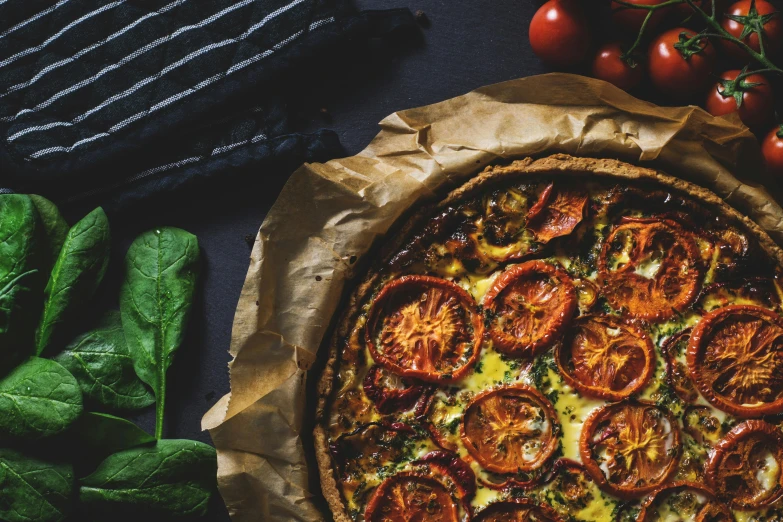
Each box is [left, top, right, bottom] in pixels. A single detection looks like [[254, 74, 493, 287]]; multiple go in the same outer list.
[[314, 154, 783, 521]]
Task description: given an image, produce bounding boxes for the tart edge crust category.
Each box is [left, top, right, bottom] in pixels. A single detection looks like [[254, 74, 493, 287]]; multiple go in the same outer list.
[[313, 153, 783, 522]]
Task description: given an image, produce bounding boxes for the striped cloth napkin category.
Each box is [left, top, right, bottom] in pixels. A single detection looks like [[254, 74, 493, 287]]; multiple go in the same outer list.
[[0, 0, 414, 209]]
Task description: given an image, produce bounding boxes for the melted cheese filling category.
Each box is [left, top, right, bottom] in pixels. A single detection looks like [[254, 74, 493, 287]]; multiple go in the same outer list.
[[331, 183, 783, 522]]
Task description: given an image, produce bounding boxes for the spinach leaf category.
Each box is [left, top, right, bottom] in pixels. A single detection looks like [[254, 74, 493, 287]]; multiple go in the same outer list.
[[0, 357, 83, 439], [79, 439, 216, 520], [30, 195, 69, 270], [0, 448, 74, 522], [54, 311, 154, 411], [36, 207, 111, 356], [120, 228, 199, 439], [0, 194, 42, 365], [70, 412, 155, 462]]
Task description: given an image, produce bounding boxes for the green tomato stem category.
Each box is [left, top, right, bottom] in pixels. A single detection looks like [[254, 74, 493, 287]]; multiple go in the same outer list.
[[155, 377, 165, 439]]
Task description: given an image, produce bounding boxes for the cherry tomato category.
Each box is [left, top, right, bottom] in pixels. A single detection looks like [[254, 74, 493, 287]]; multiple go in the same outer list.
[[722, 0, 782, 60], [762, 125, 783, 177], [687, 304, 783, 417], [705, 70, 774, 130], [648, 27, 716, 101], [529, 0, 591, 67], [592, 42, 644, 91], [612, 0, 668, 34], [366, 275, 483, 383], [483, 260, 576, 357]]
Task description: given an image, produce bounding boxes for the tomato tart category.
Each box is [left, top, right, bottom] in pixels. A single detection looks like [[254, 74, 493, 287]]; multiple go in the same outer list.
[[315, 154, 783, 522]]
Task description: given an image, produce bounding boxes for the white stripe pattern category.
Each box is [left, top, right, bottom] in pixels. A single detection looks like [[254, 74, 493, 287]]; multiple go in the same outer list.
[[1, 0, 260, 124], [7, 0, 305, 140], [28, 17, 331, 158], [1, 0, 185, 98], [0, 0, 73, 39], [0, 1, 125, 69], [64, 132, 268, 202]]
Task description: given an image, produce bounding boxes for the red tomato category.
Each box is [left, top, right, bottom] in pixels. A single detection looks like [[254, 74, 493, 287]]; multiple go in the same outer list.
[[670, 0, 710, 19], [648, 27, 716, 101], [612, 0, 668, 33], [705, 70, 774, 130], [592, 42, 644, 91], [722, 0, 782, 60], [529, 0, 591, 67], [762, 126, 783, 177]]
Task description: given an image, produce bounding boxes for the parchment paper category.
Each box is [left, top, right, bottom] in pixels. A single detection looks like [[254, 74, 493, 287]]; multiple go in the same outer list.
[[201, 73, 783, 521]]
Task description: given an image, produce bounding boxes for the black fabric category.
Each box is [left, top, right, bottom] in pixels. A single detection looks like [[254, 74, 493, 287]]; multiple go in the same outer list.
[[0, 1, 415, 209]]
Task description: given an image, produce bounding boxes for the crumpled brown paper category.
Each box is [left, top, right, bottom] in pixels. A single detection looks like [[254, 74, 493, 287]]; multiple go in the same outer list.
[[201, 73, 783, 521]]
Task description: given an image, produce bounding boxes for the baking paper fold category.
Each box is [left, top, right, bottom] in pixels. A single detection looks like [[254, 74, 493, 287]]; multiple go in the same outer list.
[[202, 73, 783, 521]]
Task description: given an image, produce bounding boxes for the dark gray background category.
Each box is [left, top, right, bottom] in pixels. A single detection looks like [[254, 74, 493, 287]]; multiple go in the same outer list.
[[105, 1, 552, 519]]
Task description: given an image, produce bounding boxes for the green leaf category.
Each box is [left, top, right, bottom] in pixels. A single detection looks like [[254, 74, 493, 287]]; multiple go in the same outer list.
[[120, 228, 199, 439], [0, 448, 74, 522], [29, 195, 69, 270], [54, 311, 155, 411], [36, 207, 111, 356], [79, 439, 217, 520], [0, 194, 42, 366], [70, 412, 155, 458], [0, 357, 83, 439]]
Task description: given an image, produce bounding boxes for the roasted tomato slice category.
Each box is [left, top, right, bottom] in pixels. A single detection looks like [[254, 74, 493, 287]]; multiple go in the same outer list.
[[422, 389, 461, 452], [472, 499, 564, 522], [412, 451, 476, 515], [697, 278, 780, 312], [635, 482, 733, 522], [682, 406, 725, 448], [363, 365, 427, 414], [598, 218, 701, 321], [556, 315, 654, 401], [580, 402, 681, 498], [660, 328, 699, 404], [364, 472, 459, 522], [366, 276, 483, 383], [526, 183, 588, 244], [483, 260, 576, 357], [687, 305, 783, 417], [330, 423, 419, 502], [705, 420, 783, 510], [461, 385, 559, 474]]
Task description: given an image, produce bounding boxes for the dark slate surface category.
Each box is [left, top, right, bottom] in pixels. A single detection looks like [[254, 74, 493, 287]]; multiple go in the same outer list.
[[103, 1, 553, 520]]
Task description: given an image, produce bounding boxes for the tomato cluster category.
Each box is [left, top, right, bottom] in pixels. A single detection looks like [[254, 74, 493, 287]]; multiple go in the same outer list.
[[530, 0, 783, 177]]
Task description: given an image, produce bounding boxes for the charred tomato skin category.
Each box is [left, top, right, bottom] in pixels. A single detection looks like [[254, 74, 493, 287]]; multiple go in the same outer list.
[[461, 385, 560, 475], [687, 304, 783, 417], [705, 420, 783, 510], [580, 401, 681, 499], [362, 365, 427, 414], [471, 498, 565, 522], [556, 315, 654, 401], [661, 328, 699, 404], [364, 472, 459, 522], [483, 260, 577, 358], [635, 481, 733, 522], [366, 275, 483, 383]]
